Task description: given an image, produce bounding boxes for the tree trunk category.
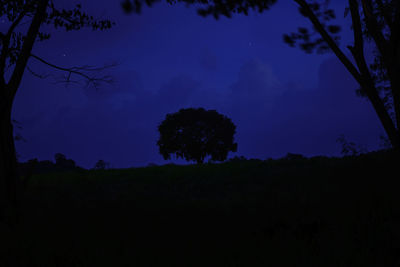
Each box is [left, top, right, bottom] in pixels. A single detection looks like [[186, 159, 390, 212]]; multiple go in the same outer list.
[[0, 97, 19, 226], [364, 82, 400, 150]]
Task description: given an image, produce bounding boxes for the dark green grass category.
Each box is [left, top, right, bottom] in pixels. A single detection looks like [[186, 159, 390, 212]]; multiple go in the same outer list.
[[1, 151, 399, 266]]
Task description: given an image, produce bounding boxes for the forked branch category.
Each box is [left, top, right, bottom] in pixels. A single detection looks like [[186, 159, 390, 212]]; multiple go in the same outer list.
[[29, 53, 117, 89], [294, 0, 362, 84]]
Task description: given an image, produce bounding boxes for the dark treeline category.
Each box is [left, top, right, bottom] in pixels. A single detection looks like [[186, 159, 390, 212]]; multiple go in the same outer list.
[[1, 148, 398, 267], [17, 148, 396, 176], [18, 153, 83, 177]]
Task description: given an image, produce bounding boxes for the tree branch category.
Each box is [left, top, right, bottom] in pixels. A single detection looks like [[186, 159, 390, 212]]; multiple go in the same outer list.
[[6, 8, 30, 38], [294, 0, 362, 84], [348, 0, 398, 147], [26, 65, 52, 79], [361, 0, 400, 132], [294, 0, 398, 147], [29, 53, 116, 89], [348, 0, 369, 78], [348, 0, 387, 106]]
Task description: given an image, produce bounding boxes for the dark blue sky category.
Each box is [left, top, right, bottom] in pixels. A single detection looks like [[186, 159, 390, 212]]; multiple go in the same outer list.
[[12, 0, 384, 168]]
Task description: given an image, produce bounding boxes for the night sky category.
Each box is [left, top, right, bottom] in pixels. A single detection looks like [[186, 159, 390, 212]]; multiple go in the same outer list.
[[12, 0, 385, 168]]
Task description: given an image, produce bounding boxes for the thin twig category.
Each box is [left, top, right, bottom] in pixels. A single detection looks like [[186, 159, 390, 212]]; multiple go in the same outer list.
[[29, 53, 116, 89]]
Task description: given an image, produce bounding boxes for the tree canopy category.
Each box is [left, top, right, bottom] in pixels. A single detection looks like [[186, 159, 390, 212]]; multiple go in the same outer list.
[[94, 160, 110, 170], [157, 108, 238, 164]]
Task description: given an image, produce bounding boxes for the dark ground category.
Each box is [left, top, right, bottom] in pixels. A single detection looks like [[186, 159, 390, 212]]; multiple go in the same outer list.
[[1, 150, 399, 266]]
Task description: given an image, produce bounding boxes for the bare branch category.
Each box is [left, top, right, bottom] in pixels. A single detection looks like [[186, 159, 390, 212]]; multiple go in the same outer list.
[[52, 79, 81, 87], [26, 65, 52, 79], [29, 53, 116, 89]]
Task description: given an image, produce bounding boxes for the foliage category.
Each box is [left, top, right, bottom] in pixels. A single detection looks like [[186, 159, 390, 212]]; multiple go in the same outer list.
[[379, 134, 391, 150], [18, 155, 82, 177], [228, 155, 248, 163], [54, 153, 67, 164], [283, 1, 341, 54], [54, 153, 76, 168], [336, 134, 367, 156], [282, 152, 306, 161], [94, 159, 110, 170], [121, 0, 277, 18], [157, 108, 237, 164]]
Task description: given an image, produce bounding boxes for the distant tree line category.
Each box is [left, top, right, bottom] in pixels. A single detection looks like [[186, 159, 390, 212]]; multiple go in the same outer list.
[[18, 153, 81, 176], [18, 154, 112, 175]]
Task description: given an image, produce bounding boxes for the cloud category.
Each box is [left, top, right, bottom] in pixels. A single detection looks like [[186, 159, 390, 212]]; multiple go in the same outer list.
[[224, 57, 383, 158], [155, 74, 201, 113], [224, 59, 284, 127], [230, 59, 282, 97]]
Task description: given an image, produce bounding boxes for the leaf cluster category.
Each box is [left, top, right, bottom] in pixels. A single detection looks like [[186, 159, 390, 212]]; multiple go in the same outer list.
[[46, 2, 114, 31], [336, 134, 367, 156], [283, 0, 341, 54], [157, 108, 238, 164], [94, 159, 111, 170], [0, 1, 114, 68], [121, 0, 277, 19]]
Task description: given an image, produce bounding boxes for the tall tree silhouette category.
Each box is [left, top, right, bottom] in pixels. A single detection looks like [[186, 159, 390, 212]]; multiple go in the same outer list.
[[0, 0, 114, 225], [123, 0, 400, 151]]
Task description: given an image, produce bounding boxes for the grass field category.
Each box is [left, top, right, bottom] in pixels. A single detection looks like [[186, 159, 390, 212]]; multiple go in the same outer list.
[[1, 151, 399, 266]]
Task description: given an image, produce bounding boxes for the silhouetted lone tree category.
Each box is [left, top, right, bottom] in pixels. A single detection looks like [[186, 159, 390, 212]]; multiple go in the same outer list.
[[157, 108, 237, 164], [94, 159, 110, 170], [123, 0, 400, 152], [0, 0, 114, 225], [54, 153, 76, 169]]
